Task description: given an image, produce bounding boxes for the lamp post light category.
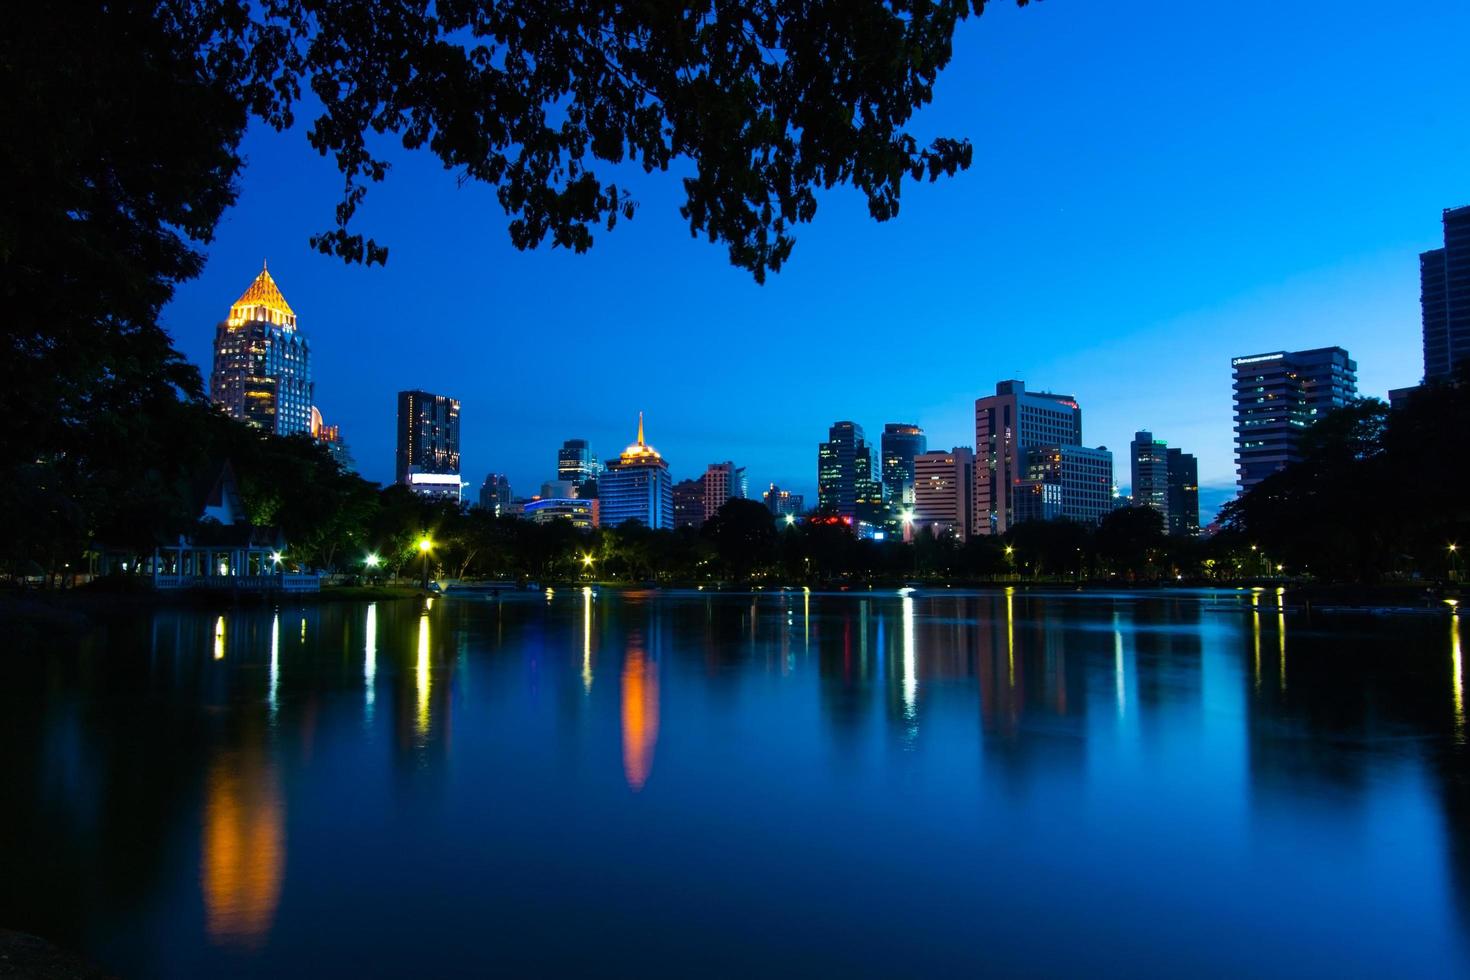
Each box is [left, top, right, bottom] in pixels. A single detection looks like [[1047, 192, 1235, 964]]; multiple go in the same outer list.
[[1450, 543, 1460, 581], [418, 537, 432, 591], [582, 553, 595, 580]]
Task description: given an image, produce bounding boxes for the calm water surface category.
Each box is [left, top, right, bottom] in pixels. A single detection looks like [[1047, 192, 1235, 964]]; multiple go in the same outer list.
[[3, 589, 1468, 977]]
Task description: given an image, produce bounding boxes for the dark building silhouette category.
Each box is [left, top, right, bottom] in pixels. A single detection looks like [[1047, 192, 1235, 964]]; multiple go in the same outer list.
[[395, 390, 461, 498], [817, 421, 878, 523], [1166, 447, 1199, 537], [879, 423, 926, 507], [672, 478, 705, 529], [1421, 205, 1470, 384]]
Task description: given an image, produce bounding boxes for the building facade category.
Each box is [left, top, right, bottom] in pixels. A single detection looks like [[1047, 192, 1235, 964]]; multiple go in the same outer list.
[[523, 497, 595, 531], [210, 264, 313, 436], [1231, 347, 1357, 492], [396, 389, 461, 493], [1129, 431, 1170, 524], [762, 484, 805, 518], [702, 461, 747, 522], [1023, 445, 1114, 526], [1421, 204, 1470, 384], [557, 439, 599, 490], [673, 478, 706, 529], [310, 406, 353, 470], [913, 447, 973, 540], [973, 381, 1083, 535], [880, 423, 927, 506], [600, 414, 674, 530], [817, 421, 878, 521], [1166, 448, 1200, 537], [479, 473, 512, 515]]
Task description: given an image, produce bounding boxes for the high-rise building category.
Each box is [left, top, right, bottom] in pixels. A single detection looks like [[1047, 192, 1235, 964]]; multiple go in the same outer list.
[[1231, 347, 1357, 492], [913, 447, 973, 540], [880, 423, 927, 506], [1023, 445, 1114, 526], [479, 473, 512, 515], [702, 462, 747, 522], [1421, 205, 1470, 384], [600, 414, 674, 530], [396, 389, 461, 500], [210, 263, 313, 436], [1129, 431, 1169, 524], [673, 478, 706, 529], [1166, 448, 1200, 537], [817, 421, 877, 521], [973, 381, 1082, 535], [557, 439, 599, 490], [310, 406, 353, 470], [762, 484, 805, 518]]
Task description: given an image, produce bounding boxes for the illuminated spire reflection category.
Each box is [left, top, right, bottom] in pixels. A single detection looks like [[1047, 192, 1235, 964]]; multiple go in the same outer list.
[[621, 643, 659, 791], [1453, 615, 1464, 741], [201, 750, 284, 949]]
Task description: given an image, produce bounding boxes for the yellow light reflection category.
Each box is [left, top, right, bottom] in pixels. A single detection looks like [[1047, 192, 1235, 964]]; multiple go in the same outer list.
[[582, 587, 594, 694], [1251, 591, 1261, 692], [1005, 586, 1016, 688], [364, 602, 377, 712], [416, 611, 431, 738], [1278, 609, 1287, 693], [803, 586, 810, 650], [1453, 615, 1464, 739], [621, 645, 659, 791], [214, 615, 226, 660], [901, 594, 917, 719], [202, 751, 283, 949]]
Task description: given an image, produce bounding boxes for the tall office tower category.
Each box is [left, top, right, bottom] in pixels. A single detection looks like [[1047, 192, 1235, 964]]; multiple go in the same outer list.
[[210, 263, 313, 436], [973, 381, 1083, 535], [763, 484, 805, 518], [702, 462, 747, 521], [396, 389, 461, 500], [1166, 448, 1200, 537], [913, 447, 974, 540], [479, 473, 512, 515], [1231, 347, 1357, 492], [1421, 205, 1470, 384], [817, 421, 877, 521], [600, 414, 674, 529], [1129, 431, 1170, 524], [557, 438, 599, 490], [1020, 445, 1114, 526], [673, 478, 706, 529], [880, 423, 927, 506], [310, 406, 354, 470]]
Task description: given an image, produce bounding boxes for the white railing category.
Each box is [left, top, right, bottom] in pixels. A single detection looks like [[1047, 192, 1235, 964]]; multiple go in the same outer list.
[[152, 571, 322, 593]]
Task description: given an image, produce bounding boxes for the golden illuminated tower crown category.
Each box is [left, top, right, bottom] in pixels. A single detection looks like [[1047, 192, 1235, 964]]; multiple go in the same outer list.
[[226, 261, 297, 330]]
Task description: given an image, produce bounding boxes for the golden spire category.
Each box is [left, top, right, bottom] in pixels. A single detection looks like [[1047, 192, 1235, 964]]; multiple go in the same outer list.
[[227, 263, 297, 330], [637, 411, 645, 447]]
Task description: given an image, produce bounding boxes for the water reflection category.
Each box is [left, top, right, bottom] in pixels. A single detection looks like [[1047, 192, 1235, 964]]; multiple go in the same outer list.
[[214, 615, 225, 660], [201, 748, 284, 949], [268, 614, 280, 720], [364, 602, 377, 716], [416, 608, 431, 739], [1453, 615, 1464, 742], [901, 595, 917, 720], [621, 634, 659, 791], [582, 587, 594, 694]]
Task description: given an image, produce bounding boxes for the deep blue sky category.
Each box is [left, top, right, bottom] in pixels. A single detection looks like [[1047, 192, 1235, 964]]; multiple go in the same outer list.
[[163, 0, 1470, 518]]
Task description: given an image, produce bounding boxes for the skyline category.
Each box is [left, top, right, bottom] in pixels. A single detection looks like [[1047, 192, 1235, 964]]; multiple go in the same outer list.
[[160, 0, 1468, 515]]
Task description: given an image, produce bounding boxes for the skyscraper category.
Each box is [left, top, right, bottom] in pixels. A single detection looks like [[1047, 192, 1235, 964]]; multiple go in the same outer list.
[[913, 447, 973, 540], [672, 478, 705, 529], [1231, 347, 1357, 492], [1022, 445, 1114, 526], [210, 263, 313, 436], [762, 484, 805, 518], [479, 473, 512, 515], [973, 381, 1082, 535], [880, 423, 927, 506], [557, 439, 599, 490], [310, 406, 353, 470], [1129, 431, 1169, 524], [1166, 448, 1200, 537], [1421, 204, 1470, 384], [702, 461, 747, 522], [396, 389, 461, 500], [600, 414, 674, 530], [817, 421, 876, 522]]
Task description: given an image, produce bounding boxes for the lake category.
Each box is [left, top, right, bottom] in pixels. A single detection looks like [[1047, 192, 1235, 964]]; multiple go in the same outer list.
[[2, 588, 1467, 977]]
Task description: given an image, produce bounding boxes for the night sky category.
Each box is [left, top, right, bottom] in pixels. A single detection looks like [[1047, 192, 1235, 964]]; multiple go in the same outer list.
[[162, 0, 1470, 518]]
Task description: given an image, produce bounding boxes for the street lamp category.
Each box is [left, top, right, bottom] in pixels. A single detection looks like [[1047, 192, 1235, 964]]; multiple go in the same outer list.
[[365, 552, 380, 569], [785, 513, 796, 526], [418, 536, 432, 591]]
